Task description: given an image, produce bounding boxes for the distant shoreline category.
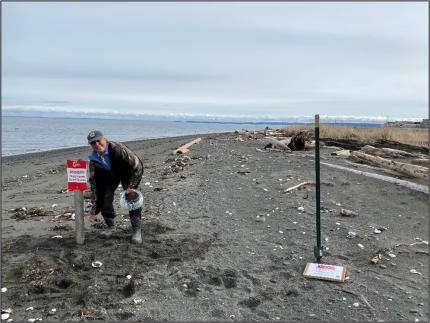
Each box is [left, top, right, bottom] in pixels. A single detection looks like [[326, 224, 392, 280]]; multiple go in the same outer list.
[[3, 114, 384, 126]]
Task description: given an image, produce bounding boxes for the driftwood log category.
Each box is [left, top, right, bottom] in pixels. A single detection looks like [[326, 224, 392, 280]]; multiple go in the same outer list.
[[287, 131, 310, 151], [331, 149, 351, 157], [344, 160, 409, 178], [264, 138, 292, 151], [349, 151, 428, 180], [411, 158, 429, 168], [360, 145, 415, 158], [321, 162, 428, 194], [172, 138, 202, 155]]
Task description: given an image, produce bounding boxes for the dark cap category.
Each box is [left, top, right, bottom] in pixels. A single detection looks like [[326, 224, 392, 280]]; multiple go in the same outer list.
[[87, 130, 104, 144]]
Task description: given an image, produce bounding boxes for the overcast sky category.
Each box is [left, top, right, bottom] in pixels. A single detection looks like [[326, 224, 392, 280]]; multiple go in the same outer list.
[[2, 2, 428, 120]]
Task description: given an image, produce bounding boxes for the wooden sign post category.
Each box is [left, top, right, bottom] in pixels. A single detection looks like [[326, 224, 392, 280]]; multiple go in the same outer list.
[[67, 160, 88, 245]]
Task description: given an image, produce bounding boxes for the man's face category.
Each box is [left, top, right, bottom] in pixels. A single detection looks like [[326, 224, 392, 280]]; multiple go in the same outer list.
[[90, 138, 107, 154]]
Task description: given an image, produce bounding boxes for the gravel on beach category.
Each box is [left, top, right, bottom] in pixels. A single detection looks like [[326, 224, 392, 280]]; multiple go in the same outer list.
[[1, 131, 428, 321]]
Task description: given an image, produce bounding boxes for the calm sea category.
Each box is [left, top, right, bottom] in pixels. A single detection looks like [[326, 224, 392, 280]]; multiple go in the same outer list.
[[2, 116, 269, 156]]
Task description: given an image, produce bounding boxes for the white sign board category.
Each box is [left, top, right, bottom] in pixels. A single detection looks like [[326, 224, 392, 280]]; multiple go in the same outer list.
[[303, 263, 347, 282]]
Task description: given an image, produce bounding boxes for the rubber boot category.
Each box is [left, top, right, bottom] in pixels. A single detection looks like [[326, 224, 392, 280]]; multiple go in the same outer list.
[[99, 217, 115, 239], [129, 208, 142, 244]]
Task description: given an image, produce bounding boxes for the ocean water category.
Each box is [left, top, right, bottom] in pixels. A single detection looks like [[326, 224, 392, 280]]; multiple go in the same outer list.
[[2, 116, 269, 156]]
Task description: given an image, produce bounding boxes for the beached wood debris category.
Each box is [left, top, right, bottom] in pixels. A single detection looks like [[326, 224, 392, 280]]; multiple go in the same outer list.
[[411, 158, 429, 168], [340, 208, 358, 217], [349, 151, 428, 180], [360, 145, 416, 158], [372, 139, 428, 154], [331, 149, 351, 157], [284, 181, 335, 193], [287, 131, 311, 151], [304, 141, 315, 150], [321, 162, 428, 194], [172, 138, 202, 155], [343, 160, 408, 178], [161, 155, 193, 178], [11, 207, 56, 220], [284, 181, 313, 192], [264, 138, 292, 151]]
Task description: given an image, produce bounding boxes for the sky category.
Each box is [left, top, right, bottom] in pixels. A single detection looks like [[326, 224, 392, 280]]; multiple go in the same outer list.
[[2, 2, 429, 121]]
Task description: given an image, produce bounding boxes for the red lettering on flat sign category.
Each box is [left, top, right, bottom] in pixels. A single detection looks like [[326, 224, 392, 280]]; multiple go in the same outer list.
[[317, 264, 336, 270], [67, 160, 88, 191]]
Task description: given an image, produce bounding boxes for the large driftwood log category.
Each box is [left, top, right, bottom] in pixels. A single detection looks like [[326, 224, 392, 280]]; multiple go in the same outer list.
[[344, 160, 409, 178], [264, 138, 292, 151], [411, 158, 429, 168], [360, 145, 415, 158], [172, 138, 202, 155], [321, 162, 428, 194], [287, 131, 310, 151], [372, 139, 428, 154], [349, 151, 428, 180]]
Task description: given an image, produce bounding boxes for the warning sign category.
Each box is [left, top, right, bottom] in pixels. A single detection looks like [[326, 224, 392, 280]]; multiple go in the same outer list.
[[303, 263, 347, 282], [67, 160, 88, 191]]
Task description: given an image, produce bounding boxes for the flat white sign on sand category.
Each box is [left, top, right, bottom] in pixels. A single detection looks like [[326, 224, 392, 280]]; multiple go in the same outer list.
[[303, 263, 346, 282]]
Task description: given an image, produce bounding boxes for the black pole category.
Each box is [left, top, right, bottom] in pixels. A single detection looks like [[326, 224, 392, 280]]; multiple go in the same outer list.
[[314, 114, 323, 263]]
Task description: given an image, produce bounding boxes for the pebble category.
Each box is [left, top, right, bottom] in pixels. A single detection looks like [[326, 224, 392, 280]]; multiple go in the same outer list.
[[26, 307, 34, 311], [1, 288, 7, 293], [297, 206, 305, 212], [126, 275, 132, 280], [279, 231, 283, 234], [410, 309, 419, 313], [91, 261, 103, 268], [347, 232, 356, 239], [255, 215, 265, 223], [387, 253, 396, 258], [352, 302, 359, 307], [374, 229, 382, 234], [357, 243, 364, 249], [379, 265, 387, 269], [1, 314, 10, 320]]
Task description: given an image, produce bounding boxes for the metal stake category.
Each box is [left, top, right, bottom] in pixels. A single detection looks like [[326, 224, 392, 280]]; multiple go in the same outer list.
[[74, 190, 85, 244], [314, 114, 324, 263]]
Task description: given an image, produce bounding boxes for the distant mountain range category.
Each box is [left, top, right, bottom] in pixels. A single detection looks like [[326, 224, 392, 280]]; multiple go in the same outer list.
[[3, 107, 419, 126]]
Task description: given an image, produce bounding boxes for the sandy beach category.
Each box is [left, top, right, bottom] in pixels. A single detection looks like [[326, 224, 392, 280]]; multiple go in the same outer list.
[[1, 131, 428, 321]]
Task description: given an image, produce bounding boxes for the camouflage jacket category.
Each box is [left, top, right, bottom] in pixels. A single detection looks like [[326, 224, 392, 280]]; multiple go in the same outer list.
[[88, 141, 143, 213]]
